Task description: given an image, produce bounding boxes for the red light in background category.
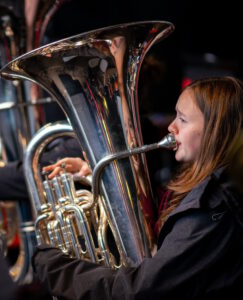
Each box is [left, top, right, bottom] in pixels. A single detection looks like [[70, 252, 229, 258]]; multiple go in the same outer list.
[[181, 77, 192, 90]]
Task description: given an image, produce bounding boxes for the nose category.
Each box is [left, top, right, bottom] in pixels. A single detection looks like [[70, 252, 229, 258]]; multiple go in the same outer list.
[[168, 119, 178, 134]]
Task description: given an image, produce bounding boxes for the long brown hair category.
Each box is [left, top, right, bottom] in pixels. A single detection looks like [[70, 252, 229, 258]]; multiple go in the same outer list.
[[158, 77, 243, 229]]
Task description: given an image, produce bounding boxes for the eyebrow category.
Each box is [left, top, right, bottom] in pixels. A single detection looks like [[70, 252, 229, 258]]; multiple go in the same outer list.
[[175, 107, 186, 116]]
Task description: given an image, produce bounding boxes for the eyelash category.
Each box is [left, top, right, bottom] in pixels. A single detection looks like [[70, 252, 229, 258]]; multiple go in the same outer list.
[[179, 117, 186, 123]]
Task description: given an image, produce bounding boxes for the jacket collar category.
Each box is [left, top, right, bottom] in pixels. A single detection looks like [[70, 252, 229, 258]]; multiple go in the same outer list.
[[168, 166, 226, 218]]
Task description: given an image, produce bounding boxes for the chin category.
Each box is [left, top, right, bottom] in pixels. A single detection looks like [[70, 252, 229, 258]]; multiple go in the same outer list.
[[175, 152, 189, 163], [175, 153, 182, 162]]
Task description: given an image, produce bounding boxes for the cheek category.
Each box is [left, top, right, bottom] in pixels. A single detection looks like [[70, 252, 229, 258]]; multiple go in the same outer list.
[[187, 130, 203, 152]]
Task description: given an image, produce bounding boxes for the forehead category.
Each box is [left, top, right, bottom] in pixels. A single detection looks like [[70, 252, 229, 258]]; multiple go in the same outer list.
[[176, 89, 200, 115]]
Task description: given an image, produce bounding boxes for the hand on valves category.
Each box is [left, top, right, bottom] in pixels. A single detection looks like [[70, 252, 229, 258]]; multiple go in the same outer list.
[[42, 153, 92, 180]]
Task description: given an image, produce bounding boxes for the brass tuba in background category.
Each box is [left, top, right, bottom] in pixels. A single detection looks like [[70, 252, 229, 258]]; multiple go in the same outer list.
[[0, 10, 36, 284], [0, 21, 175, 267], [0, 0, 69, 283]]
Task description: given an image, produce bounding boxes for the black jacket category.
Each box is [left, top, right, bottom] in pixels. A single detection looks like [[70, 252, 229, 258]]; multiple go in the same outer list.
[[32, 167, 243, 300]]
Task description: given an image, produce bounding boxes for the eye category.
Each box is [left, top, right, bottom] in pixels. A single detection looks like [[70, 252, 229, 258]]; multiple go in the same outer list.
[[179, 117, 187, 123]]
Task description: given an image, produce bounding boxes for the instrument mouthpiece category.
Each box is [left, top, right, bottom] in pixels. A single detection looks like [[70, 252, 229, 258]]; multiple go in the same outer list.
[[158, 133, 177, 149]]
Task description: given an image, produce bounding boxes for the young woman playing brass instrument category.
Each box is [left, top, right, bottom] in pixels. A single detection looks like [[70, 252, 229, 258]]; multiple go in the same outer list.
[[33, 76, 243, 300]]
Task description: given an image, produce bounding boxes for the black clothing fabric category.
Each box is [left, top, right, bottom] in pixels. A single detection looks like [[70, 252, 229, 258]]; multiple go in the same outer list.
[[32, 167, 243, 300], [0, 137, 82, 202], [0, 252, 17, 300]]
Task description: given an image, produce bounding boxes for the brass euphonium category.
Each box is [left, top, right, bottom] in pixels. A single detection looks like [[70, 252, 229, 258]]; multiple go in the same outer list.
[[0, 21, 175, 267]]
